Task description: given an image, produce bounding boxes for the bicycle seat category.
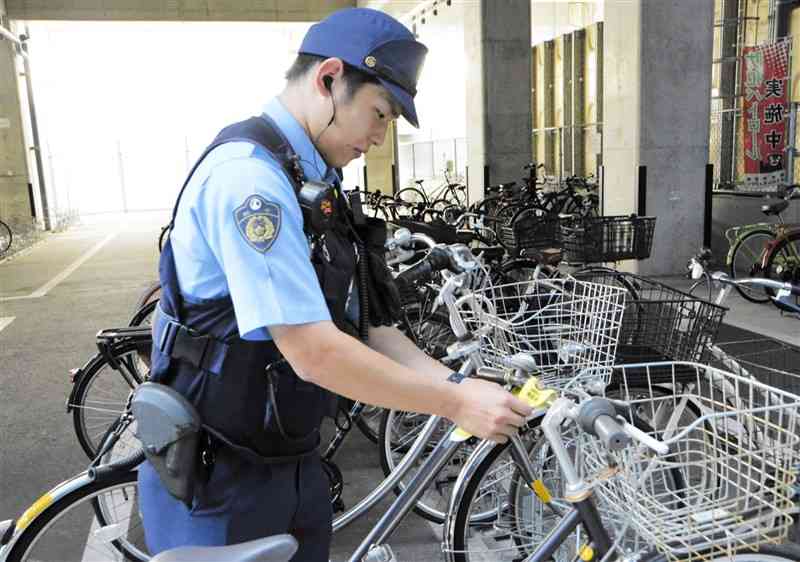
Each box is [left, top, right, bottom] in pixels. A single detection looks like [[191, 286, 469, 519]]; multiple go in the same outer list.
[[150, 534, 298, 562], [761, 199, 789, 216]]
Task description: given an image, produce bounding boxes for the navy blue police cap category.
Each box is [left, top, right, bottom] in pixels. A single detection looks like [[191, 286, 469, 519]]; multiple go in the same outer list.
[[299, 7, 428, 128]]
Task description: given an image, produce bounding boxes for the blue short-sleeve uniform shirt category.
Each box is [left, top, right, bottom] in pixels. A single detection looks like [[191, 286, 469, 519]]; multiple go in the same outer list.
[[170, 98, 341, 341]]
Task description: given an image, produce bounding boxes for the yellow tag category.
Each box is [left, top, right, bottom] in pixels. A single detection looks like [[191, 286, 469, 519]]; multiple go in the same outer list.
[[16, 493, 53, 531], [450, 378, 556, 442], [450, 427, 472, 442], [515, 377, 557, 408], [532, 479, 552, 503], [579, 544, 595, 561]]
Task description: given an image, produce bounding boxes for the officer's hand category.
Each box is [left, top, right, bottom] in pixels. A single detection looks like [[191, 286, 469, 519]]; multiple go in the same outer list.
[[449, 379, 533, 444]]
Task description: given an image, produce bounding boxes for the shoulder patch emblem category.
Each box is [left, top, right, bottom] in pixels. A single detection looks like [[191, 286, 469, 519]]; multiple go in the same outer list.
[[234, 195, 281, 253]]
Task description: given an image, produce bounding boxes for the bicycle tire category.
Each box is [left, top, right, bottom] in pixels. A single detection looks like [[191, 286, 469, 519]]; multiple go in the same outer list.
[[470, 195, 503, 218], [70, 343, 144, 459], [4, 470, 148, 562], [729, 229, 774, 303], [495, 203, 523, 226], [0, 220, 11, 254], [129, 299, 158, 328], [132, 281, 161, 317], [395, 187, 428, 207], [449, 389, 687, 562], [378, 409, 491, 526], [377, 311, 460, 523], [353, 404, 383, 444], [762, 230, 800, 311]]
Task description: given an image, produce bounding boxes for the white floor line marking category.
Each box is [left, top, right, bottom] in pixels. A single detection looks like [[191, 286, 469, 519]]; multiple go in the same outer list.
[[0, 317, 15, 332], [0, 232, 117, 302]]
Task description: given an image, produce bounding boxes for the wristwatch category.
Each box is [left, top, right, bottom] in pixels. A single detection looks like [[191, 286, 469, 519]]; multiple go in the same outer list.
[[447, 372, 466, 384]]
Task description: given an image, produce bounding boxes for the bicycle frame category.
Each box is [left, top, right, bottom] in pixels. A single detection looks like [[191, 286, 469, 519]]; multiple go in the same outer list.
[[759, 225, 800, 270], [443, 400, 616, 562]]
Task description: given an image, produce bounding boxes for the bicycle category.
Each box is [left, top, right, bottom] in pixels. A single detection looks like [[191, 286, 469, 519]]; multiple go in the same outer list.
[[10, 359, 800, 562], [723, 184, 799, 303], [688, 247, 800, 316], [11, 238, 800, 562], [442, 360, 800, 561], [0, 219, 11, 255], [396, 170, 468, 215], [9, 242, 629, 561]]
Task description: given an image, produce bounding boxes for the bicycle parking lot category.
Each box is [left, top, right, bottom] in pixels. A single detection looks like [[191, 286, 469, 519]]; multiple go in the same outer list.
[[0, 214, 798, 562]]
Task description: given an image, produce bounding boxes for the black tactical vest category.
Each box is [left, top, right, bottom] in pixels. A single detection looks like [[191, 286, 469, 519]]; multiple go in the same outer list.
[[150, 115, 360, 463]]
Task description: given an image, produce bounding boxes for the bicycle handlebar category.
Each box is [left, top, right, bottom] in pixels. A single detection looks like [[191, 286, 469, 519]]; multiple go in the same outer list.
[[711, 271, 800, 295], [573, 397, 668, 455], [394, 244, 478, 285]]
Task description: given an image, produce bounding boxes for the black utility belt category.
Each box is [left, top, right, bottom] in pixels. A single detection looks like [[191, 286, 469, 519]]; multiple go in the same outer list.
[[134, 381, 319, 509]]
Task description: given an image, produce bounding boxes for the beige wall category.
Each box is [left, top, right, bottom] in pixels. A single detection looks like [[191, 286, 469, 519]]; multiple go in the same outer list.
[[0, 0, 34, 229], [6, 0, 354, 21], [364, 121, 397, 195]]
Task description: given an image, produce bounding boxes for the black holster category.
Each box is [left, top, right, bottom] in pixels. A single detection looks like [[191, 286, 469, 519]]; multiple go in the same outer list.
[[132, 382, 203, 508]]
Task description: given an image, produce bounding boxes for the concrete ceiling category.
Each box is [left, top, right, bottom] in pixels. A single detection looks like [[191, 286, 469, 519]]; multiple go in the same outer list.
[[5, 0, 355, 21]]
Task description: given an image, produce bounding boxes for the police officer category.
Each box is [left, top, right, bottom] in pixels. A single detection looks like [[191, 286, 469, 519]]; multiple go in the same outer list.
[[139, 7, 532, 561]]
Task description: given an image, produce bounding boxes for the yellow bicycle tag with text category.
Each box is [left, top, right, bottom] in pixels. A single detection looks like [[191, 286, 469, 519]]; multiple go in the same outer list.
[[450, 378, 557, 442]]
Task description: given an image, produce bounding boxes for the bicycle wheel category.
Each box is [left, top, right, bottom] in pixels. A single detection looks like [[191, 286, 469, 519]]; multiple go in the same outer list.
[[762, 230, 800, 310], [4, 470, 148, 562], [378, 410, 491, 525], [495, 203, 523, 226], [470, 195, 503, 218], [395, 187, 427, 207], [131, 281, 161, 318], [0, 220, 11, 254], [448, 388, 685, 562], [353, 404, 384, 443], [729, 229, 774, 303], [447, 428, 589, 562], [70, 345, 145, 459]]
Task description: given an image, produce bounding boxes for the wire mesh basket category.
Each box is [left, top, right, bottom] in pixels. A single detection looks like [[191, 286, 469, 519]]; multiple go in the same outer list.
[[573, 270, 727, 364], [500, 210, 561, 257], [583, 362, 800, 560], [709, 339, 800, 395], [560, 215, 656, 263], [455, 278, 626, 389]]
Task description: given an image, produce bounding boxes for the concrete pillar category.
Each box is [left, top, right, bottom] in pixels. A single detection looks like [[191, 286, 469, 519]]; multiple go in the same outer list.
[[0, 2, 33, 231], [364, 120, 397, 195], [603, 0, 714, 275], [464, 0, 532, 203]]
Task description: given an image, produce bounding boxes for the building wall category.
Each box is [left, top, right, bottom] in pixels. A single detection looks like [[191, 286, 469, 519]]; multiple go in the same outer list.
[[6, 0, 354, 21]]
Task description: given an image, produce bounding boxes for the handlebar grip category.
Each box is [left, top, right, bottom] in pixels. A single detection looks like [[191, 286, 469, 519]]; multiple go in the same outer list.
[[395, 247, 455, 284], [577, 397, 630, 451], [791, 284, 800, 297], [395, 259, 433, 284], [593, 415, 631, 451]]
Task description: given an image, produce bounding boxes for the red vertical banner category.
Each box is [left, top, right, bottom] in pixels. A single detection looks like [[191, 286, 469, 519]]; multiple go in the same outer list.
[[741, 40, 790, 187]]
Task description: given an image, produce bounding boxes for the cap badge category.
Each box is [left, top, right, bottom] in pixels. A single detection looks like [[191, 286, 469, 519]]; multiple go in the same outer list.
[[364, 56, 377, 68]]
